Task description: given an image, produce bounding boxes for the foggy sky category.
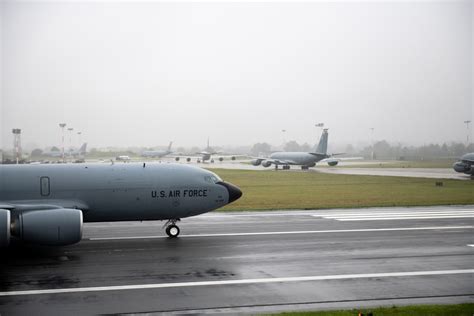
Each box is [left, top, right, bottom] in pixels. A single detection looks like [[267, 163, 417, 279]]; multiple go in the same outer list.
[[1, 1, 473, 151]]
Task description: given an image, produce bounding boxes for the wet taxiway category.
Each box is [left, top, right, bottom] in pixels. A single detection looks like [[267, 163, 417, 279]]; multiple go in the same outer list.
[[1, 206, 473, 315]]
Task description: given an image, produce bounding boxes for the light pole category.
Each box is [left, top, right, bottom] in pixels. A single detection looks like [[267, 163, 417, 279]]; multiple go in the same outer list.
[[59, 123, 66, 163], [369, 127, 375, 160], [281, 129, 286, 149], [464, 120, 471, 145], [12, 129, 21, 164], [77, 131, 82, 146]]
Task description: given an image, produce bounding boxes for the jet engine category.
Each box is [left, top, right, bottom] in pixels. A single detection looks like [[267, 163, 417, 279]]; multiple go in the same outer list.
[[11, 209, 83, 246], [186, 157, 191, 162], [231, 156, 236, 160], [327, 159, 339, 166], [219, 157, 224, 162], [453, 162, 470, 173], [262, 160, 272, 168], [250, 159, 262, 166], [0, 209, 10, 247], [175, 157, 180, 162]]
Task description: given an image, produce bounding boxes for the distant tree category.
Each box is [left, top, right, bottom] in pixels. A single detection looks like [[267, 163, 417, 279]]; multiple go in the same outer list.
[[250, 143, 272, 156], [50, 146, 60, 152], [300, 143, 312, 152], [284, 141, 301, 152], [345, 144, 355, 154], [31, 148, 43, 157]]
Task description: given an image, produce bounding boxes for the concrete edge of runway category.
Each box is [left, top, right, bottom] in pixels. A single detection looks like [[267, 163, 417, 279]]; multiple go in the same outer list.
[[118, 294, 474, 315]]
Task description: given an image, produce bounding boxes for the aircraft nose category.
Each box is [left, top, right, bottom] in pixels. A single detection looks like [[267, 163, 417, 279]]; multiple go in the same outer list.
[[218, 182, 243, 204]]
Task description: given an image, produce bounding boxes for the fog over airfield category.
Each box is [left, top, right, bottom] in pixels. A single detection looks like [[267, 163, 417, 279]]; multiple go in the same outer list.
[[0, 0, 473, 150]]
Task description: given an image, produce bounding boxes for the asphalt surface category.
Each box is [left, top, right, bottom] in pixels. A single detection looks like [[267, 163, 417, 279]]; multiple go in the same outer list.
[[1, 206, 473, 315]]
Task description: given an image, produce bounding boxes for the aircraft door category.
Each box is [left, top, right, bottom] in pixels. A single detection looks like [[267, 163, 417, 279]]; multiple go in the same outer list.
[[40, 176, 50, 196]]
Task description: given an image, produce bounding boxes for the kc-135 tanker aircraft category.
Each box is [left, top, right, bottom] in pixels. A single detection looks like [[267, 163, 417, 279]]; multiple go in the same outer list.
[[0, 163, 242, 247], [251, 129, 358, 169]]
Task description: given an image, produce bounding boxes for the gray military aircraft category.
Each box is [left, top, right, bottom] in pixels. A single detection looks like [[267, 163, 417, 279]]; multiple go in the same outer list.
[[43, 143, 88, 159], [141, 141, 173, 158], [251, 129, 345, 170], [0, 163, 242, 247], [175, 138, 239, 163], [453, 152, 474, 179]]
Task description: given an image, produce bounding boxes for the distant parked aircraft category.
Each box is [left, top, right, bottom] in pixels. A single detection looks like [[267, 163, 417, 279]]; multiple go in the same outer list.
[[453, 153, 474, 179], [175, 138, 240, 163], [116, 155, 131, 162], [251, 129, 358, 170], [0, 163, 242, 247], [142, 141, 173, 158]]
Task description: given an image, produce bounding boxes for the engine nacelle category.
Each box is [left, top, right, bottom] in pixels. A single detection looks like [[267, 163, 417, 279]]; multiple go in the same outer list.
[[250, 159, 262, 166], [231, 156, 236, 161], [175, 157, 180, 162], [219, 157, 224, 162], [262, 160, 272, 168], [11, 209, 83, 246], [327, 160, 339, 166], [453, 162, 470, 173], [0, 209, 11, 248], [186, 157, 191, 162]]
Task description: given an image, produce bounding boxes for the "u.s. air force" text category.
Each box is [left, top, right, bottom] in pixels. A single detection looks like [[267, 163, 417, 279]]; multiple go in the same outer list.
[[151, 189, 208, 198]]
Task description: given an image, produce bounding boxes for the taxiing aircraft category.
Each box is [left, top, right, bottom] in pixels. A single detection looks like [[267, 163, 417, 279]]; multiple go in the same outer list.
[[453, 153, 474, 179], [142, 141, 173, 158], [0, 163, 242, 247], [251, 129, 353, 170], [175, 138, 239, 163]]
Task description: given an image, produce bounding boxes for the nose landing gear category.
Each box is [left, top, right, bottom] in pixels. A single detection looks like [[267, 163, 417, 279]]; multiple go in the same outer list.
[[164, 219, 181, 238]]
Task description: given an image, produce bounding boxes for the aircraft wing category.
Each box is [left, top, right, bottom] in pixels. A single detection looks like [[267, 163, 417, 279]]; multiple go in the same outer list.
[[250, 157, 297, 165], [0, 200, 89, 212]]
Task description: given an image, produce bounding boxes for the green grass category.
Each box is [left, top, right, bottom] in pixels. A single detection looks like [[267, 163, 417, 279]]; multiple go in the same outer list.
[[337, 160, 456, 169], [209, 169, 474, 211], [270, 303, 474, 316]]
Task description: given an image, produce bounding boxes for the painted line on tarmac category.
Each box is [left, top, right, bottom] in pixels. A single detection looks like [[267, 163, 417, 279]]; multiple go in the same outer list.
[[0, 269, 472, 297], [88, 226, 472, 241], [325, 215, 474, 221]]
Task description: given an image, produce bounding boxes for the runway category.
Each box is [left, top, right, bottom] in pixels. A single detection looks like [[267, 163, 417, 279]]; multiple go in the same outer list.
[[1, 206, 473, 315]]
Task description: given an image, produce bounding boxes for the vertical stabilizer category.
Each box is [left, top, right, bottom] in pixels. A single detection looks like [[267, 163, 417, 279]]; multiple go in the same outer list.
[[167, 141, 173, 151], [79, 143, 87, 154], [314, 129, 328, 154]]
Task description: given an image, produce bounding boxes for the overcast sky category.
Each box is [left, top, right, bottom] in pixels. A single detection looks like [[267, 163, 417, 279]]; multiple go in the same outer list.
[[1, 0, 473, 150]]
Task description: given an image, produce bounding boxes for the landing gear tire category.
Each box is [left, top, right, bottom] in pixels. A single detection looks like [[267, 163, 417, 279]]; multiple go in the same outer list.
[[301, 166, 309, 170], [166, 224, 180, 238]]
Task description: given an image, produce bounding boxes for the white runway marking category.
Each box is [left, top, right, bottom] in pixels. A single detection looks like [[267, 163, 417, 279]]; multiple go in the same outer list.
[[0, 269, 471, 297], [88, 226, 472, 240], [315, 210, 474, 221]]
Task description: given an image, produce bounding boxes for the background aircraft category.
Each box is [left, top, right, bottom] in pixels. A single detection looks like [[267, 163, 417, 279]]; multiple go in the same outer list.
[[115, 155, 131, 162], [175, 138, 239, 163], [251, 129, 357, 170], [43, 143, 87, 159], [141, 141, 173, 158], [453, 153, 474, 178]]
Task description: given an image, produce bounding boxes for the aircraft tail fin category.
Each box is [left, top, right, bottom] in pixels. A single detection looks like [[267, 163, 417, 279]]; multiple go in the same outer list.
[[167, 141, 173, 151], [314, 129, 328, 155], [79, 143, 87, 154]]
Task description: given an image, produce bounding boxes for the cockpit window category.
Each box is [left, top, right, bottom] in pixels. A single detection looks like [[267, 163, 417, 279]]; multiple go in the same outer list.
[[204, 174, 222, 183]]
